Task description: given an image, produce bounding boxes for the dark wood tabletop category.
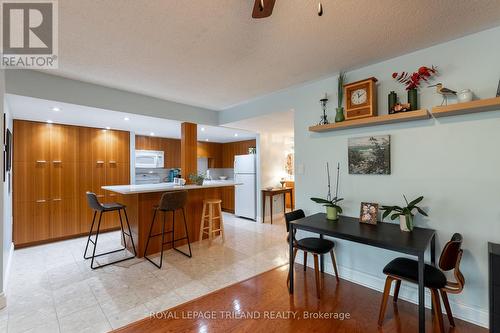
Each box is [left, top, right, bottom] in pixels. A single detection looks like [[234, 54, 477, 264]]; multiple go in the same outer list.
[[291, 213, 436, 255], [288, 212, 436, 333]]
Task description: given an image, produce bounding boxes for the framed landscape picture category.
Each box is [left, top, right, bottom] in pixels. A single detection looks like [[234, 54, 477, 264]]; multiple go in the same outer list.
[[360, 202, 379, 225], [348, 135, 390, 175]]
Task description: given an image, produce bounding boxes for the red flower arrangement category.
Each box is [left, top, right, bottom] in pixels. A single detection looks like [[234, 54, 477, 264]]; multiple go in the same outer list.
[[392, 66, 438, 90]]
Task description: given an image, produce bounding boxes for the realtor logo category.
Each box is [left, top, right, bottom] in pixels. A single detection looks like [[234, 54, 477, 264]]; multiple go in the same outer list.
[[1, 0, 58, 68]]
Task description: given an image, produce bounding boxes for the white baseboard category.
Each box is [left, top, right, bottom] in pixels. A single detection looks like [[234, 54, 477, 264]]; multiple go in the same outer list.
[[0, 292, 5, 309], [298, 255, 489, 328], [0, 242, 14, 309]]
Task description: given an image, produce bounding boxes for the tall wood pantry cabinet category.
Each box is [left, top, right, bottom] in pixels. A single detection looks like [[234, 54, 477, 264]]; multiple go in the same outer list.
[[13, 120, 130, 247]]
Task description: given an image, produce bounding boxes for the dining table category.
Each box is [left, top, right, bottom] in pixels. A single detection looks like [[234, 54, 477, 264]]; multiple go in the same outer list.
[[288, 213, 436, 333]]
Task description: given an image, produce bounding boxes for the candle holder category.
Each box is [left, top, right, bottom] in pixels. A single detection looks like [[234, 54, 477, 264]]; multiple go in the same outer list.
[[319, 94, 329, 125]]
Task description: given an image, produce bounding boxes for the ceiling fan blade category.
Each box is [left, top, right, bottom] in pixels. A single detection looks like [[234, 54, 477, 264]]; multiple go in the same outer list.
[[252, 0, 276, 19]]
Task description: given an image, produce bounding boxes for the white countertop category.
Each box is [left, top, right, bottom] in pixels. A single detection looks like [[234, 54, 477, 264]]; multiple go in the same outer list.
[[102, 180, 237, 195]]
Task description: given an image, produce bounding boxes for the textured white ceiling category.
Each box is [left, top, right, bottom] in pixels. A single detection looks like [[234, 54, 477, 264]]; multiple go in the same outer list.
[[6, 94, 256, 142], [226, 109, 294, 136], [46, 0, 500, 110]]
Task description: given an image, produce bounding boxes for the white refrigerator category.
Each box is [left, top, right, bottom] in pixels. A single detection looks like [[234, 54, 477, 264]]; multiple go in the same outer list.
[[234, 154, 256, 220]]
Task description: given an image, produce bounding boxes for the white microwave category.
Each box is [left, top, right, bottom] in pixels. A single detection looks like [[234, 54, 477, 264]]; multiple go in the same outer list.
[[135, 150, 164, 168]]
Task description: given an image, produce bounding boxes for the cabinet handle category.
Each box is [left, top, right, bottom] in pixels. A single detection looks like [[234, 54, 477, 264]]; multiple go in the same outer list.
[[36, 160, 47, 163], [96, 161, 105, 164], [53, 198, 62, 201], [36, 199, 47, 203], [52, 160, 62, 163], [96, 195, 104, 198], [109, 161, 117, 164], [108, 194, 116, 197]]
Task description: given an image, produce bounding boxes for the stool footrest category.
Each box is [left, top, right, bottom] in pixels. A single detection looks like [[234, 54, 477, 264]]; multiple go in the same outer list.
[[149, 230, 174, 238], [144, 204, 193, 269], [162, 236, 188, 245], [202, 228, 222, 232], [84, 201, 137, 270], [84, 246, 127, 259]]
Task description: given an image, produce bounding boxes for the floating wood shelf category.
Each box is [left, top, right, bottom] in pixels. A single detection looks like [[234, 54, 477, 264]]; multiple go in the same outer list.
[[308, 109, 430, 132], [432, 96, 500, 118]]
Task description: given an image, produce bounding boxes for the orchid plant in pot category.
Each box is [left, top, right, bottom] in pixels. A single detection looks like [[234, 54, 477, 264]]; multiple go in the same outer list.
[[311, 163, 343, 220], [311, 196, 343, 220], [381, 195, 428, 232]]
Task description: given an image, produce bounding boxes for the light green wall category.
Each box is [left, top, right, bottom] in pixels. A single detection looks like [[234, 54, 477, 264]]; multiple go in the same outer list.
[[222, 26, 500, 327]]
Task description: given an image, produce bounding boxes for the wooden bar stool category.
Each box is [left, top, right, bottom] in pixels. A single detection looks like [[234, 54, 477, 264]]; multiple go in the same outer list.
[[199, 199, 225, 245]]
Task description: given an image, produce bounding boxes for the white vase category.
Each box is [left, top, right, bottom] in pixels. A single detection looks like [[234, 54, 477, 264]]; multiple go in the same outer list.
[[399, 215, 411, 232], [457, 89, 473, 103]]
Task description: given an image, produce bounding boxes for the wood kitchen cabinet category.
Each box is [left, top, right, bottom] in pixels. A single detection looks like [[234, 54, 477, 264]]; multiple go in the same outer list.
[[197, 139, 256, 169], [13, 120, 130, 247], [221, 140, 256, 168], [197, 141, 223, 168], [13, 201, 51, 245], [79, 128, 130, 232], [14, 121, 77, 244], [50, 124, 79, 163], [13, 120, 51, 163], [221, 187, 235, 213], [51, 198, 79, 239], [135, 135, 181, 168]]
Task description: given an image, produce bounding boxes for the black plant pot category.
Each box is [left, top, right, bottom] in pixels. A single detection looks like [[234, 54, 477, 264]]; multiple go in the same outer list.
[[408, 89, 418, 111]]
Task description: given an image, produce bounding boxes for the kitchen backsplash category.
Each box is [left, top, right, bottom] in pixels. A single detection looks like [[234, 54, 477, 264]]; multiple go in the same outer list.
[[136, 168, 174, 183], [135, 168, 234, 184], [206, 168, 234, 180]]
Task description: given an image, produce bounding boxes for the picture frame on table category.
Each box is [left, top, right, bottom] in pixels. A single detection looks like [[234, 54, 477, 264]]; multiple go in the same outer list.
[[360, 202, 379, 225]]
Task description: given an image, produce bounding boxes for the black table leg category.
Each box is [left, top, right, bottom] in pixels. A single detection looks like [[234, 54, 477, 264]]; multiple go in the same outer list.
[[431, 234, 436, 265], [283, 193, 286, 216], [262, 192, 265, 223], [319, 234, 325, 273], [418, 253, 425, 333], [430, 234, 436, 313], [289, 224, 294, 294], [270, 195, 273, 224]]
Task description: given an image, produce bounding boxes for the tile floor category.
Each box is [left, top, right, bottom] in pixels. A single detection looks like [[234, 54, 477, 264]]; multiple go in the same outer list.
[[1, 213, 288, 333]]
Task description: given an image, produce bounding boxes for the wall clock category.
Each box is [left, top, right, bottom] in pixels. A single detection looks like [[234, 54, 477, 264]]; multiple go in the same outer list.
[[344, 77, 378, 120]]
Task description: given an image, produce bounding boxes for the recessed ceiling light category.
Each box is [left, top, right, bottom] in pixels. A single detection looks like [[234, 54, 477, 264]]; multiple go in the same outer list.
[[234, 133, 239, 137], [150, 132, 155, 136], [205, 138, 209, 142], [47, 120, 53, 124], [51, 107, 60, 112], [106, 126, 111, 130], [124, 117, 130, 121], [201, 127, 205, 131]]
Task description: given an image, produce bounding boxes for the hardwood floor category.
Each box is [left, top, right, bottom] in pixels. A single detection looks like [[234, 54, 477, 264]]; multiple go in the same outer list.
[[115, 264, 486, 333]]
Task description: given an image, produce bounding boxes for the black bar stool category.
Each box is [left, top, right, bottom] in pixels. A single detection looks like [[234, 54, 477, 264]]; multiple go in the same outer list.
[[144, 190, 192, 269], [83, 192, 137, 269]]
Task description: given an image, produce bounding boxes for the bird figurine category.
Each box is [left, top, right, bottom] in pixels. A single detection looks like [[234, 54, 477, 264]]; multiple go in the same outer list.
[[428, 83, 457, 106]]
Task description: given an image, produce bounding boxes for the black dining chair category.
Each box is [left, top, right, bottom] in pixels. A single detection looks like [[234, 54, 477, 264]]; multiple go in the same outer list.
[[378, 233, 465, 333], [285, 209, 339, 298]]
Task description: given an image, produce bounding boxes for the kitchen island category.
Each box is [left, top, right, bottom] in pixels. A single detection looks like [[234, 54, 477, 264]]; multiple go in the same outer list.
[[102, 181, 236, 257]]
